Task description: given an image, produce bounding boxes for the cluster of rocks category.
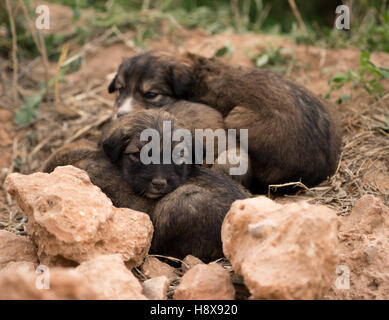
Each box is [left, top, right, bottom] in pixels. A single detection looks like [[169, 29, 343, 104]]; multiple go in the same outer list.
[[1, 165, 388, 299]]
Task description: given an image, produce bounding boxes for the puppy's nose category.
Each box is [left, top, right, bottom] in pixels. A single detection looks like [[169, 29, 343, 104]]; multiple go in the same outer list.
[[151, 178, 167, 190], [116, 111, 127, 118]]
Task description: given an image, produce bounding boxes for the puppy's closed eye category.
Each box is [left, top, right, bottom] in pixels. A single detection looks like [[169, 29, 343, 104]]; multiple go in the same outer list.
[[124, 144, 140, 162], [143, 92, 160, 100]]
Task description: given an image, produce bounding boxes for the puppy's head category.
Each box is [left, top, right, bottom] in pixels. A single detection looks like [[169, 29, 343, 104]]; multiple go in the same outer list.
[[108, 51, 195, 117], [103, 110, 197, 199]]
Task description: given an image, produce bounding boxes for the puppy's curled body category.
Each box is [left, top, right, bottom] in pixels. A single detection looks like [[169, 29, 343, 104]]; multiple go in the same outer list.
[[108, 51, 342, 192], [185, 53, 342, 191], [151, 166, 248, 260], [43, 110, 249, 261]]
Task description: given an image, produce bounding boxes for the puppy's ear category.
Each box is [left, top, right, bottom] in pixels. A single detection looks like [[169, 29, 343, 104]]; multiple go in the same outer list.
[[102, 127, 131, 163], [167, 63, 195, 98], [108, 70, 125, 94], [108, 74, 118, 93]]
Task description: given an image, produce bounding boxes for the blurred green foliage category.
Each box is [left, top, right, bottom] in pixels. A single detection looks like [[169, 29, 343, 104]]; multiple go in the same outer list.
[[2, 0, 389, 125], [327, 51, 389, 101], [2, 0, 389, 60]]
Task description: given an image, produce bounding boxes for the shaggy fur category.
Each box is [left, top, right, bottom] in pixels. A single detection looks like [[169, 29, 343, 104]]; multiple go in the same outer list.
[[43, 110, 249, 261], [108, 50, 342, 192]]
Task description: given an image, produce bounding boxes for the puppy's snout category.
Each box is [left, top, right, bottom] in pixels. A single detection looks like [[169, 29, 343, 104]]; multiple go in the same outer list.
[[116, 111, 126, 118], [151, 178, 168, 190]]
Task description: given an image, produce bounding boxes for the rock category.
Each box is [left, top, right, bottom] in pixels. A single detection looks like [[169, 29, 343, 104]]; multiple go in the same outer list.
[[0, 261, 36, 275], [0, 266, 98, 300], [141, 256, 178, 282], [339, 194, 389, 234], [0, 230, 38, 270], [222, 196, 339, 300], [142, 276, 169, 300], [4, 166, 153, 266], [182, 255, 203, 272], [76, 254, 147, 300], [174, 262, 235, 300], [327, 195, 389, 300]]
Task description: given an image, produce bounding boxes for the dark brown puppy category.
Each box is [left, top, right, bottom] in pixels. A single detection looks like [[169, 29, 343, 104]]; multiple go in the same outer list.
[[108, 51, 342, 192], [102, 109, 249, 260], [44, 110, 249, 261], [108, 55, 252, 186], [102, 99, 227, 169]]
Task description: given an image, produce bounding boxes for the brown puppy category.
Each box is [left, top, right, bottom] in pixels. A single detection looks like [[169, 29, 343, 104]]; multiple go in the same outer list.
[[103, 100, 227, 169], [43, 110, 249, 261], [108, 55, 253, 186], [108, 51, 342, 192]]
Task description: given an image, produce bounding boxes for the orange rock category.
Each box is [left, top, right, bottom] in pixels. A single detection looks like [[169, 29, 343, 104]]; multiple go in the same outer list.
[[0, 266, 98, 300], [339, 194, 389, 234], [141, 256, 178, 282], [4, 166, 153, 266], [142, 276, 170, 300], [174, 262, 235, 300], [222, 196, 339, 300], [327, 195, 389, 300], [76, 254, 147, 300], [0, 230, 38, 270], [182, 255, 204, 272]]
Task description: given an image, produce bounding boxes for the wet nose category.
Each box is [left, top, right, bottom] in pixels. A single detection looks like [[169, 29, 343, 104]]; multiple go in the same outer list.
[[151, 178, 167, 190]]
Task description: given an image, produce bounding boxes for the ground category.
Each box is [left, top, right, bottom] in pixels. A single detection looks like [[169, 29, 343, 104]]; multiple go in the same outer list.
[[0, 2, 388, 299]]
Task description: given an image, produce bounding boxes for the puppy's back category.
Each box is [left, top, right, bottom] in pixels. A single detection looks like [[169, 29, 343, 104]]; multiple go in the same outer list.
[[151, 167, 249, 261]]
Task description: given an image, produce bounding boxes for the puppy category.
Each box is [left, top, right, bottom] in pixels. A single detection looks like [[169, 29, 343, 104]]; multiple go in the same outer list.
[[108, 54, 253, 187], [108, 50, 342, 192], [44, 110, 249, 261]]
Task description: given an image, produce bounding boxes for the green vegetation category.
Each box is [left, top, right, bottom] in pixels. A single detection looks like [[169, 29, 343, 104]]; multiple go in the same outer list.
[[327, 51, 389, 101], [3, 0, 389, 61], [249, 45, 292, 73], [2, 0, 389, 124]]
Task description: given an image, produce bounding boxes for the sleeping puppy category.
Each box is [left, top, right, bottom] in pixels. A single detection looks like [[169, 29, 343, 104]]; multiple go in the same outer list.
[[101, 109, 249, 260], [43, 110, 249, 261], [108, 53, 253, 187], [108, 50, 342, 192]]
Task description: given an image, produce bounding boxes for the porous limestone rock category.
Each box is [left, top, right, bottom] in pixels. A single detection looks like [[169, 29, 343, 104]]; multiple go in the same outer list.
[[222, 196, 339, 300], [142, 276, 170, 300], [141, 256, 178, 282], [4, 166, 153, 266], [0, 266, 98, 300], [174, 262, 235, 300], [182, 255, 204, 272], [76, 254, 147, 300], [0, 230, 38, 270], [327, 195, 389, 299]]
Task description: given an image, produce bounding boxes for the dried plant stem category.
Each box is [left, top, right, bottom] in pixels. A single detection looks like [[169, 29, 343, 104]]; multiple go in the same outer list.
[[54, 43, 69, 102], [5, 0, 19, 107], [288, 0, 308, 34], [268, 181, 309, 197]]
